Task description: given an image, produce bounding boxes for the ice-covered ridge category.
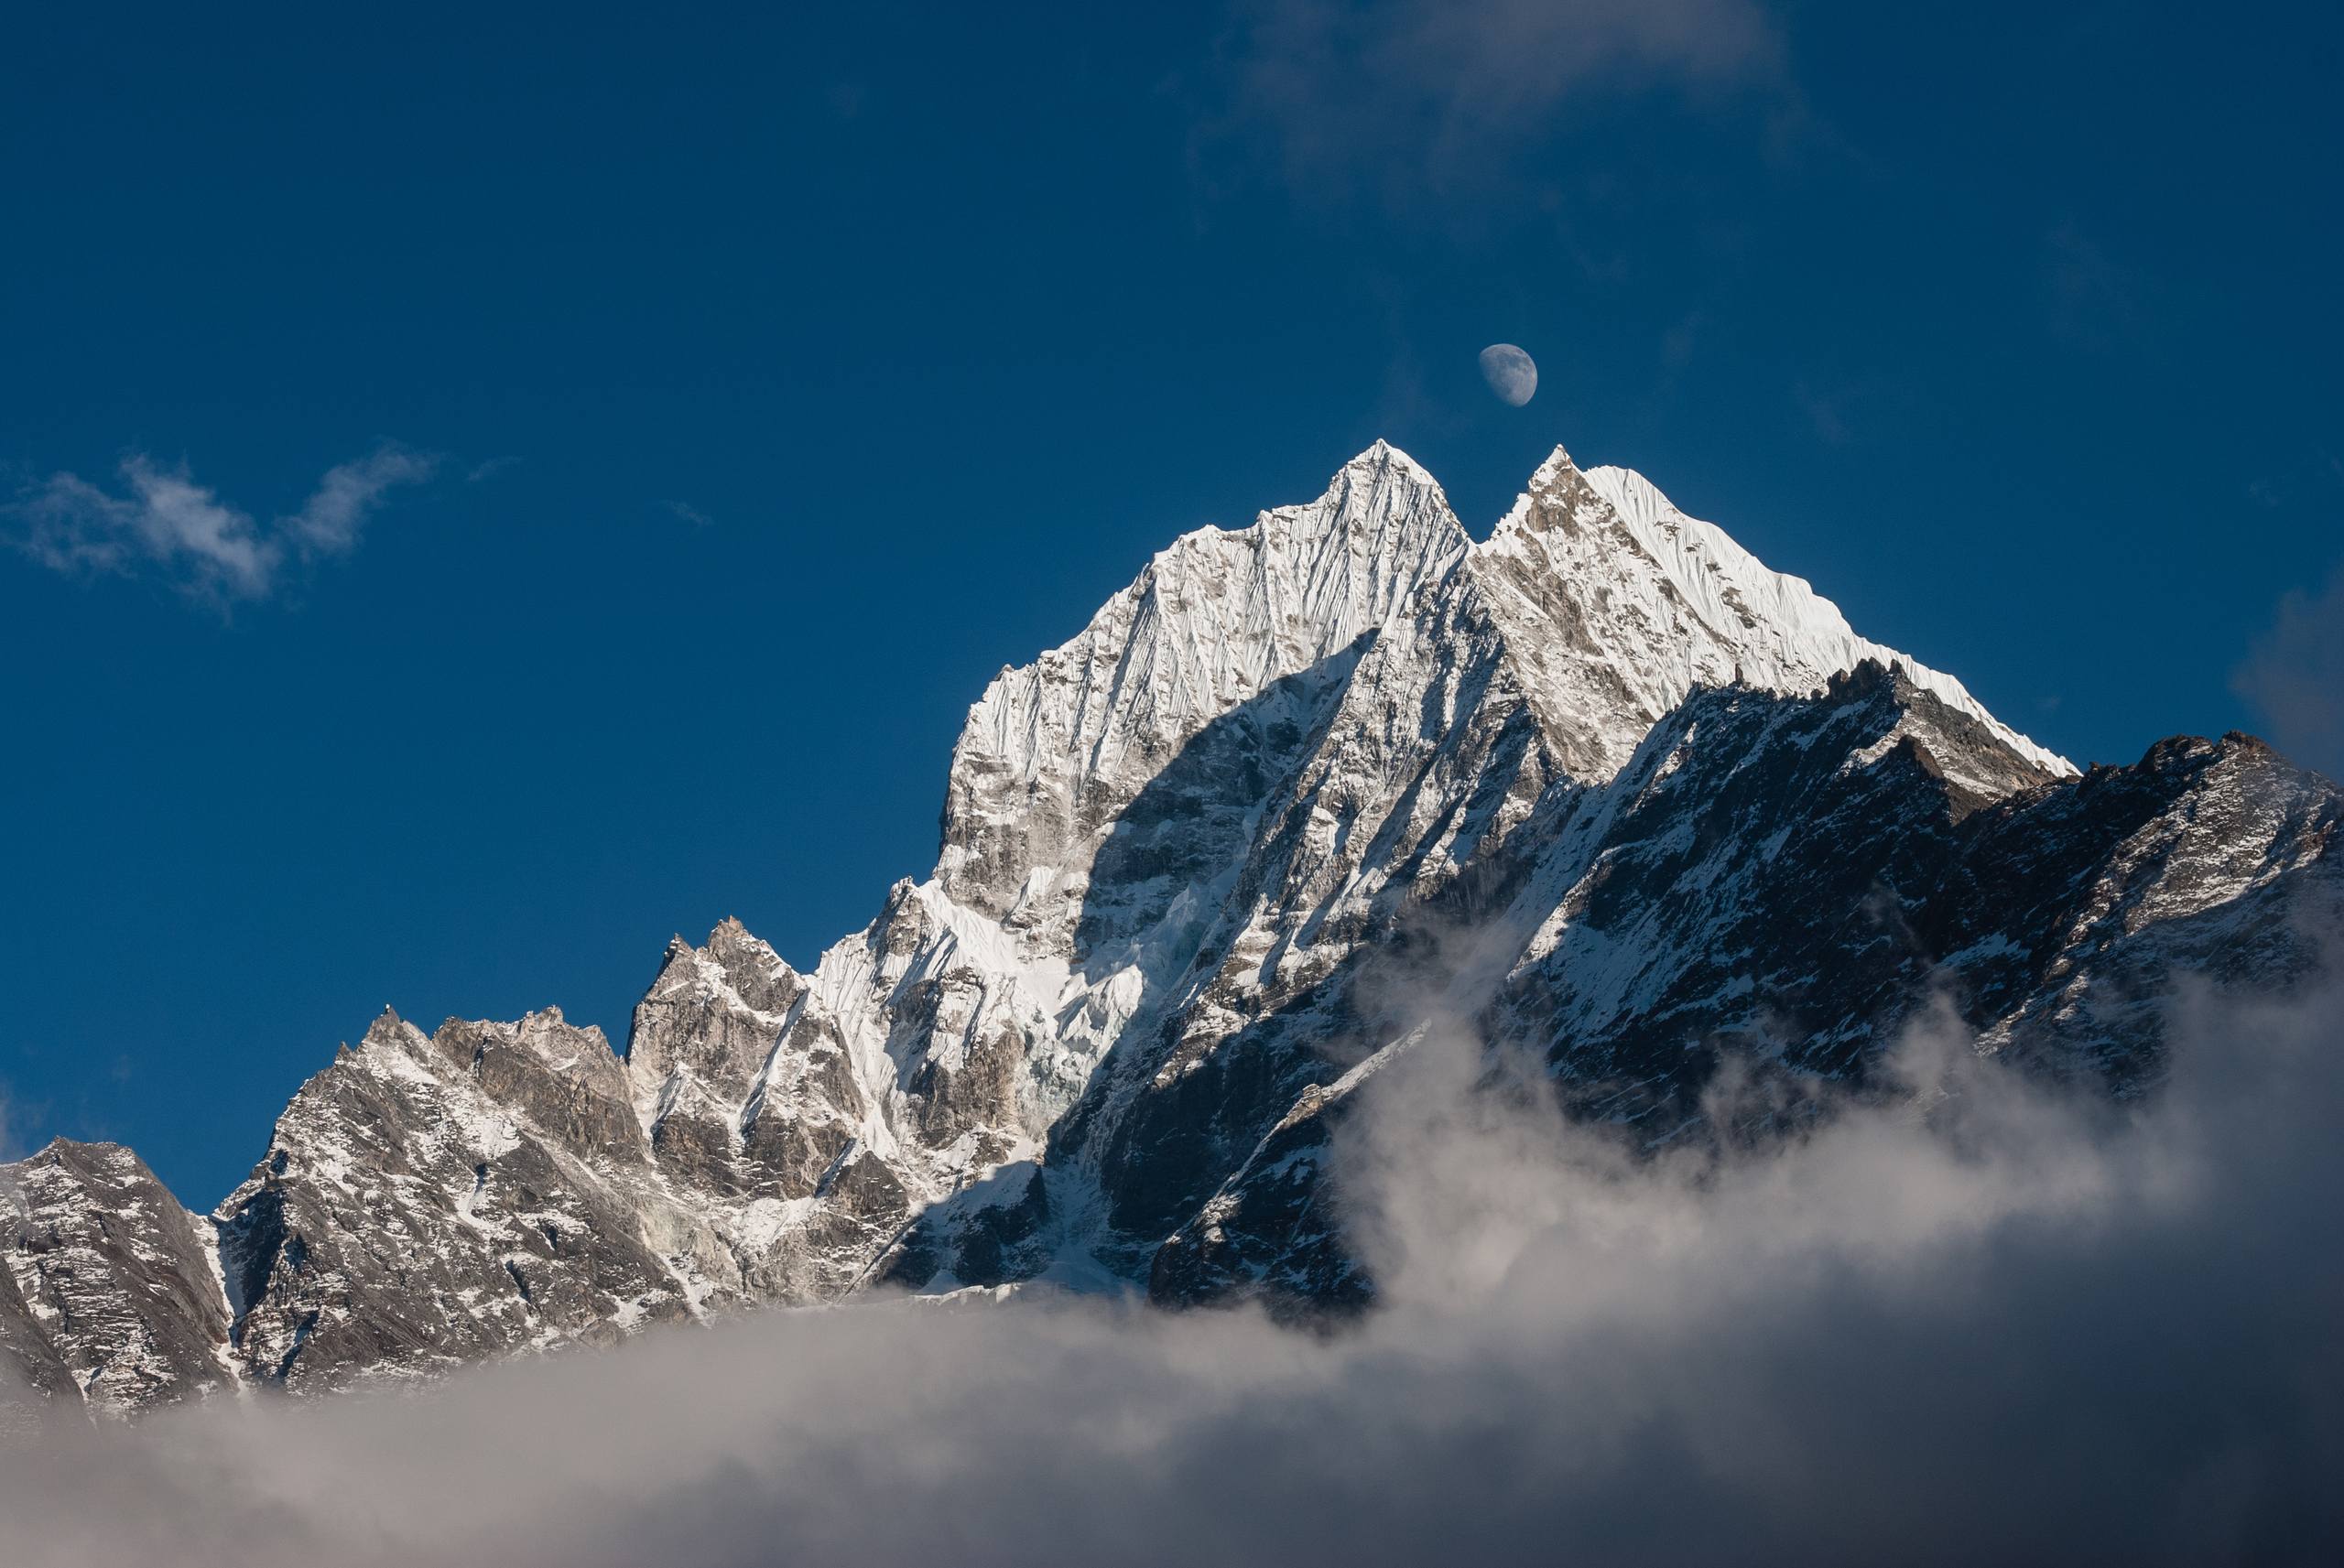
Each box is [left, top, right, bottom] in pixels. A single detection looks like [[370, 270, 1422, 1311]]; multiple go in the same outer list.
[[936, 441, 1472, 923], [954, 438, 1466, 789], [1575, 461, 2072, 775], [1464, 449, 2070, 782]]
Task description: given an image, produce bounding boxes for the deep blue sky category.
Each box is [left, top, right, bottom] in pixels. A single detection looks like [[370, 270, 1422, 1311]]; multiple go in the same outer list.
[[5, 2, 2340, 1203]]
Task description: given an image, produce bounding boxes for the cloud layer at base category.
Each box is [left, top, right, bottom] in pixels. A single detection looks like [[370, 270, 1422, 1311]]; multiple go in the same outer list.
[[5, 960, 2340, 1566]]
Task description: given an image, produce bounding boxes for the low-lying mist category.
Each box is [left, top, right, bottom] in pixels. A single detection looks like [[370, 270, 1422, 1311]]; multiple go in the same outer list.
[[7, 960, 2340, 1566]]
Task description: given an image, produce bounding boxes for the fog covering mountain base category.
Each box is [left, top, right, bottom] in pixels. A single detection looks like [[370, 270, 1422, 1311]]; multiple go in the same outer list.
[[5, 967, 2339, 1565], [5, 439, 2339, 1418]]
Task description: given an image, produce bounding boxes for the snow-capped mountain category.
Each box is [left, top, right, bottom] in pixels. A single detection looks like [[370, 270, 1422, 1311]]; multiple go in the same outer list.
[[8, 440, 2339, 1410]]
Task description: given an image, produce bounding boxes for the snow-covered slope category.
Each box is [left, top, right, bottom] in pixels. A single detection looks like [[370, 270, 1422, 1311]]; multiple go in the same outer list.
[[1577, 460, 2070, 775], [6, 438, 2330, 1411], [939, 438, 1470, 934]]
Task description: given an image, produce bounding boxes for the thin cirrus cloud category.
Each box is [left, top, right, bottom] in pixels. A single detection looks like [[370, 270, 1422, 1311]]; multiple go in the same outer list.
[[3, 443, 438, 607], [1202, 0, 1785, 205]]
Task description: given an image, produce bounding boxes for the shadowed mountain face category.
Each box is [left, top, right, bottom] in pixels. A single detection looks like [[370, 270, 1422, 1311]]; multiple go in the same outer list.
[[6, 442, 2338, 1411]]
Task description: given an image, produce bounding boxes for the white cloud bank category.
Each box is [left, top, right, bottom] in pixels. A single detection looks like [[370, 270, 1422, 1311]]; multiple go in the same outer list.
[[4, 444, 436, 605], [4, 948, 2339, 1564]]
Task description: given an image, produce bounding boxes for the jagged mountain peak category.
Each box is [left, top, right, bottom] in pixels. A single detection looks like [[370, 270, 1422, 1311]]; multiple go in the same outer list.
[[1349, 434, 1427, 468], [432, 1006, 606, 1063], [360, 1006, 418, 1050], [0, 1137, 232, 1411], [1308, 437, 1443, 503], [700, 917, 798, 992], [19, 436, 2324, 1413], [938, 433, 2070, 899], [626, 918, 811, 1136], [934, 441, 1470, 925]]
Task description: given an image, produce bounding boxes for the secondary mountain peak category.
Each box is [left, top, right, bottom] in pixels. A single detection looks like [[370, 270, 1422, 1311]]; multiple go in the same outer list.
[[1470, 444, 2073, 780]]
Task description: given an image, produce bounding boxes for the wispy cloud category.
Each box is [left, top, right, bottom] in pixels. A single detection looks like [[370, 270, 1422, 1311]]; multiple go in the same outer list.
[[2234, 563, 2344, 779], [2045, 222, 2147, 351], [1660, 309, 1705, 371], [4, 443, 437, 608], [1201, 0, 1784, 207], [659, 499, 715, 529], [277, 448, 439, 557], [1794, 378, 1852, 445]]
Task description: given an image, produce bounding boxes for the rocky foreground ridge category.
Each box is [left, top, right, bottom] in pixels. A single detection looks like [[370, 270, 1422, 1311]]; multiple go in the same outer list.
[[7, 440, 2339, 1411]]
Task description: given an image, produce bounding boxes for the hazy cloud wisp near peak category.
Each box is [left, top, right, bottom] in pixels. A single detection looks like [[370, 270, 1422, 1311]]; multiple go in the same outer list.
[[1205, 0, 1784, 205], [2235, 562, 2344, 781]]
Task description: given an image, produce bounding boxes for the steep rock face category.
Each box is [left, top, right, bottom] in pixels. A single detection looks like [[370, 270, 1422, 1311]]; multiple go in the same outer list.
[[7, 438, 2333, 1411], [1940, 731, 2344, 1077], [216, 1009, 723, 1392], [627, 444, 1490, 1298], [939, 439, 1470, 934], [1152, 684, 2343, 1310], [886, 445, 2088, 1295], [0, 1141, 233, 1411], [625, 918, 916, 1302]]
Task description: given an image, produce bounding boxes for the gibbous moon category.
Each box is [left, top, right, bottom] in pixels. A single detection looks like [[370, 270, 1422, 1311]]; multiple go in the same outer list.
[[1479, 343, 1537, 406]]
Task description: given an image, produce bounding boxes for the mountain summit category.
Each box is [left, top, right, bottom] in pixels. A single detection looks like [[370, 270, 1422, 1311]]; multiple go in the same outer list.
[[7, 442, 2335, 1409]]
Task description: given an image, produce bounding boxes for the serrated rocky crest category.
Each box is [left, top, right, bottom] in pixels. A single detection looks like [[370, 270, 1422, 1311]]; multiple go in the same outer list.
[[6, 439, 2338, 1410]]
